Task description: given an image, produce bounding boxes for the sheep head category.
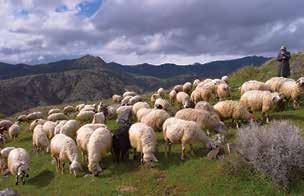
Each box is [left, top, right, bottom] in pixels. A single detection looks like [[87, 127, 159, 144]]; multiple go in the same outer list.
[[69, 160, 81, 177]]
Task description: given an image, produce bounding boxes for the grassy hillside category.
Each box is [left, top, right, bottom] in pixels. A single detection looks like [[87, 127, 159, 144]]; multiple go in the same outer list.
[[0, 54, 304, 195]]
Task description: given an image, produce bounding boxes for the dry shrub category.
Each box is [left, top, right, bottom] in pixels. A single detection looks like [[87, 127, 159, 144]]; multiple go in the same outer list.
[[236, 120, 304, 189]]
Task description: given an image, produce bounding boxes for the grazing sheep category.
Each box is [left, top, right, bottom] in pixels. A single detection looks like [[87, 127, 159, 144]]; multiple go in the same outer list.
[[107, 104, 121, 120], [47, 113, 68, 122], [75, 104, 85, 112], [175, 108, 227, 134], [50, 134, 81, 176], [112, 123, 132, 162], [132, 102, 150, 117], [197, 79, 213, 88], [195, 101, 217, 114], [33, 124, 50, 153], [150, 93, 161, 106], [63, 106, 75, 115], [59, 120, 81, 139], [169, 90, 177, 104], [192, 83, 214, 103], [157, 88, 165, 97], [266, 77, 304, 109], [176, 92, 193, 109], [8, 122, 21, 141], [42, 121, 57, 139], [163, 118, 213, 160], [116, 106, 133, 116], [123, 91, 137, 98], [81, 104, 97, 112], [92, 112, 105, 124], [87, 127, 112, 176], [129, 123, 158, 166], [26, 112, 43, 122], [48, 108, 61, 115], [76, 110, 95, 123], [76, 127, 95, 163], [193, 79, 200, 89], [136, 108, 153, 122], [240, 80, 271, 96], [121, 95, 133, 106], [173, 85, 183, 92], [0, 147, 16, 174], [54, 120, 68, 135], [214, 100, 254, 128], [140, 109, 170, 132], [154, 98, 171, 111], [0, 120, 13, 132], [77, 124, 107, 136], [215, 82, 231, 101], [183, 82, 192, 94], [221, 76, 229, 83], [112, 95, 123, 103], [16, 115, 27, 122], [128, 95, 142, 105], [240, 90, 283, 123], [265, 77, 289, 92], [29, 119, 45, 132], [7, 148, 30, 185], [190, 89, 202, 104]]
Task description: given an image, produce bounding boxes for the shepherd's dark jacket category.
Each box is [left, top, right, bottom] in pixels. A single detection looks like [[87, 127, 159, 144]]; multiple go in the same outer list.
[[277, 51, 291, 77]]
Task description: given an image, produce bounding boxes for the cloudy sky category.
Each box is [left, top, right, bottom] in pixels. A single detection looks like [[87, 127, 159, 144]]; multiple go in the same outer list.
[[0, 0, 304, 65]]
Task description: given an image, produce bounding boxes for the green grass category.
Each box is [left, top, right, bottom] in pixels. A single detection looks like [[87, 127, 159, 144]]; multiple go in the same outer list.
[[1, 54, 304, 195]]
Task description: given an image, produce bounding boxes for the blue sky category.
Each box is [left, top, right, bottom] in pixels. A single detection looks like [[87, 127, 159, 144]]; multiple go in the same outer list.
[[0, 0, 304, 65]]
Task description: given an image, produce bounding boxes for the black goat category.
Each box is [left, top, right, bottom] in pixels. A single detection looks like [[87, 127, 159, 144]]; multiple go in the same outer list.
[[112, 122, 132, 163]]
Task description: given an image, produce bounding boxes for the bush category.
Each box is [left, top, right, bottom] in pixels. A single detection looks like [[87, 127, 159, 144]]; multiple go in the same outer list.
[[236, 120, 304, 190]]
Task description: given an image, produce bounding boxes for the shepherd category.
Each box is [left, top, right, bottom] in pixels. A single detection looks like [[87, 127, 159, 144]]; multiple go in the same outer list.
[[277, 45, 291, 78]]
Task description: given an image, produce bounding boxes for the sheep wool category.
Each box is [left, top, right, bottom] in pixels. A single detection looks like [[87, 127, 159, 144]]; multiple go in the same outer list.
[[48, 109, 61, 115], [240, 80, 271, 95], [92, 112, 105, 124], [59, 120, 81, 139], [132, 102, 150, 117], [183, 82, 192, 94], [112, 95, 123, 103], [140, 109, 170, 132], [8, 122, 21, 140], [7, 148, 30, 185], [154, 98, 171, 111], [169, 90, 177, 104], [33, 124, 50, 153], [47, 113, 68, 122]]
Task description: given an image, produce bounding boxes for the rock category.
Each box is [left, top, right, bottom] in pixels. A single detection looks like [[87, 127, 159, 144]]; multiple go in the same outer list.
[[0, 188, 18, 196]]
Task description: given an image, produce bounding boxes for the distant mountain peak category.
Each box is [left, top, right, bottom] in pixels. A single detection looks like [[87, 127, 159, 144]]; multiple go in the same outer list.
[[76, 55, 106, 65]]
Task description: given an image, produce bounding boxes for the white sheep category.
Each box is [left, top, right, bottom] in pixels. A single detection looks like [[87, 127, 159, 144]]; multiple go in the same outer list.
[[150, 93, 161, 106], [16, 115, 27, 122], [213, 100, 254, 128], [26, 112, 43, 122], [0, 120, 13, 131], [7, 148, 30, 185], [157, 88, 165, 97], [221, 76, 229, 83], [240, 90, 283, 123], [76, 110, 95, 123], [240, 80, 271, 95], [169, 90, 177, 104], [121, 95, 133, 106], [136, 108, 153, 122], [193, 79, 200, 89], [0, 147, 16, 174], [191, 83, 214, 103], [33, 124, 50, 153], [265, 77, 289, 92], [92, 112, 105, 124], [76, 127, 95, 163], [183, 82, 192, 94], [195, 101, 217, 115], [87, 127, 112, 176], [163, 118, 212, 160], [8, 122, 21, 141], [59, 120, 81, 139], [176, 92, 193, 109], [50, 134, 81, 176], [140, 109, 170, 132], [132, 102, 150, 118], [173, 85, 183, 92], [215, 82, 231, 101], [54, 120, 68, 135], [116, 106, 133, 116], [128, 95, 142, 105], [112, 95, 123, 103], [81, 104, 97, 112], [48, 108, 61, 115], [129, 123, 158, 166], [47, 113, 68, 122], [154, 98, 171, 111], [42, 121, 57, 139], [75, 103, 85, 112], [63, 106, 75, 115], [123, 91, 137, 98], [29, 119, 46, 132]]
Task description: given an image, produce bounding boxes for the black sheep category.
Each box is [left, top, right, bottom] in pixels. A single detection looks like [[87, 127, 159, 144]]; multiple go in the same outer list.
[[112, 122, 132, 163]]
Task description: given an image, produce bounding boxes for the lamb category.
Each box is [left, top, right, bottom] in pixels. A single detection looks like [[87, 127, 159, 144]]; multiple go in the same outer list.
[[0, 147, 16, 174], [154, 98, 171, 111], [183, 82, 192, 94], [0, 120, 13, 132], [50, 134, 81, 176], [176, 92, 193, 109], [87, 127, 112, 176], [136, 108, 153, 122], [26, 112, 43, 122], [47, 113, 68, 122], [121, 95, 133, 106], [240, 80, 271, 95], [140, 109, 170, 132], [169, 90, 177, 104], [76, 110, 95, 123], [112, 95, 123, 103], [266, 77, 304, 109], [112, 123, 132, 162], [173, 85, 183, 92], [48, 108, 61, 115], [162, 118, 213, 160], [157, 88, 165, 97], [132, 102, 150, 117], [32, 124, 50, 153], [175, 108, 227, 134], [42, 121, 57, 139], [128, 95, 142, 105], [59, 120, 81, 139], [29, 119, 46, 132], [92, 112, 105, 124], [193, 79, 200, 89], [240, 90, 283, 123], [7, 148, 30, 185], [129, 123, 158, 167], [8, 122, 21, 141], [63, 106, 75, 115], [213, 100, 254, 128], [150, 93, 161, 106], [123, 91, 137, 98]]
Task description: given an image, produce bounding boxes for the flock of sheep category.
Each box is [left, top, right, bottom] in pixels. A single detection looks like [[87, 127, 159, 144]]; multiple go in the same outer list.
[[0, 75, 303, 185]]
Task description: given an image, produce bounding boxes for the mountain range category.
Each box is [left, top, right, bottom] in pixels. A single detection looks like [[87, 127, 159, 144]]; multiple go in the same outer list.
[[0, 55, 269, 115]]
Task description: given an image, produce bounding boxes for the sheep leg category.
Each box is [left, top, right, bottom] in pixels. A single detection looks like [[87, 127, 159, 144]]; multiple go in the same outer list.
[[190, 144, 195, 156], [164, 140, 169, 158], [61, 162, 65, 174], [133, 148, 137, 160], [181, 143, 186, 160], [293, 99, 299, 110], [15, 174, 19, 185], [22, 176, 25, 185]]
